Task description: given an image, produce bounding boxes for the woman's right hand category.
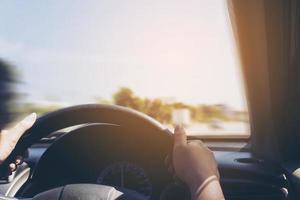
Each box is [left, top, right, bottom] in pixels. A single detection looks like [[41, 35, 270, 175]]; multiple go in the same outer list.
[[172, 125, 224, 200]]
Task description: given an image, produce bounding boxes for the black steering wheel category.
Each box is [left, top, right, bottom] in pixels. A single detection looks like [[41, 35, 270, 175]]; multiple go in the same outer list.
[[1, 104, 174, 200]]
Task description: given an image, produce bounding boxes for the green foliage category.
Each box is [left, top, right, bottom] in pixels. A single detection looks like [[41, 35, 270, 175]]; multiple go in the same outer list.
[[113, 87, 172, 123], [143, 99, 172, 123], [113, 87, 143, 110], [112, 87, 246, 124]]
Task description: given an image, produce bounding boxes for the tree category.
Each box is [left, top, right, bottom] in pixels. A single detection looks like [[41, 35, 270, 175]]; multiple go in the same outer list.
[[144, 99, 171, 123], [112, 87, 240, 124], [113, 87, 143, 111], [113, 88, 172, 123]]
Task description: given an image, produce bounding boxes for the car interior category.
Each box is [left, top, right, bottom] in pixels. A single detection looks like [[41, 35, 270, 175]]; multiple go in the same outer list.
[[1, 0, 300, 200]]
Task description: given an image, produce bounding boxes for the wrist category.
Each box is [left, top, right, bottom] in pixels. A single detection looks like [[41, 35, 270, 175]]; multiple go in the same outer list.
[[191, 177, 224, 200], [187, 174, 213, 194]]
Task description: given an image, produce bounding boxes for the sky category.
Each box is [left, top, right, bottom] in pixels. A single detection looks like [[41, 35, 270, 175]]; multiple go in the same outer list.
[[0, 0, 247, 110]]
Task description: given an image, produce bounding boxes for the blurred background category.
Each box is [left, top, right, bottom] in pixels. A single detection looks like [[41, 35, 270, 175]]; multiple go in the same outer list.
[[0, 0, 249, 137]]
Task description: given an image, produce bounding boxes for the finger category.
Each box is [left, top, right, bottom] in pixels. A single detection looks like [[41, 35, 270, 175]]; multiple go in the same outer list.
[[189, 140, 206, 147], [173, 125, 187, 147], [11, 113, 37, 141], [9, 163, 16, 172]]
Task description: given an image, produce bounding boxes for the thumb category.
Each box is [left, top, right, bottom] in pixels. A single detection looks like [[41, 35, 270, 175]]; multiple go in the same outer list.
[[173, 125, 187, 148]]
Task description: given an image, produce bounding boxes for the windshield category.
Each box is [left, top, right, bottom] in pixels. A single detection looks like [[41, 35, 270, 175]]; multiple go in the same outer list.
[[0, 0, 249, 137]]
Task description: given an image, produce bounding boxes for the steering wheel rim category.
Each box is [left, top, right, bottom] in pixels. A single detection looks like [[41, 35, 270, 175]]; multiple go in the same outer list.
[[1, 104, 173, 176]]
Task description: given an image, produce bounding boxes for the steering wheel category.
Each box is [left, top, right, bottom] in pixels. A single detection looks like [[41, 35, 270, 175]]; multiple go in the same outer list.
[[0, 104, 174, 200]]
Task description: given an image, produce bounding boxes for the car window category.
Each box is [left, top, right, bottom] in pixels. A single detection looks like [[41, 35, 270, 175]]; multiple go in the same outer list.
[[0, 0, 249, 137]]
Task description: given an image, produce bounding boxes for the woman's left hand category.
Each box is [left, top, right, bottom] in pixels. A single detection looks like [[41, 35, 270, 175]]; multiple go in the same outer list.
[[0, 113, 36, 174]]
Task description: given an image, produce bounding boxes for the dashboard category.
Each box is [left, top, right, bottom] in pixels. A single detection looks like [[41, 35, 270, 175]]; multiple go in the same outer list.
[[1, 124, 291, 200], [15, 147, 289, 200], [96, 162, 153, 198], [96, 161, 190, 200]]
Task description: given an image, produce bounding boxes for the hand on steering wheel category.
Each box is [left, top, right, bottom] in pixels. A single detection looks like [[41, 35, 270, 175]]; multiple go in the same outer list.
[[0, 113, 36, 175], [171, 125, 224, 200]]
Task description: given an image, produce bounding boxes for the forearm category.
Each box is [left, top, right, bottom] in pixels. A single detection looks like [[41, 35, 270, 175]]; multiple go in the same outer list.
[[191, 180, 225, 200]]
